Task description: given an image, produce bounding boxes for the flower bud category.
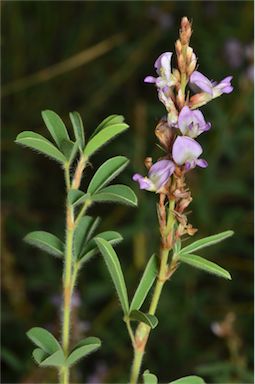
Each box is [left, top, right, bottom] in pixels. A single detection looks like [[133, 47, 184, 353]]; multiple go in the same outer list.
[[155, 118, 175, 150], [180, 17, 192, 45], [144, 157, 152, 170], [175, 39, 182, 55], [186, 47, 193, 63], [177, 54, 186, 73], [176, 89, 185, 109], [187, 54, 197, 76], [172, 68, 181, 82]]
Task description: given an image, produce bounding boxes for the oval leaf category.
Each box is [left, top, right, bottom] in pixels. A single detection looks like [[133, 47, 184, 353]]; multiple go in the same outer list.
[[15, 131, 66, 163], [26, 327, 61, 354], [130, 254, 158, 312], [92, 114, 125, 138], [69, 111, 85, 151], [143, 370, 158, 384], [179, 231, 234, 255], [92, 184, 137, 207], [41, 110, 70, 148], [66, 337, 101, 367], [169, 376, 206, 384], [40, 350, 65, 367], [88, 156, 129, 194], [32, 348, 48, 365], [179, 254, 231, 280], [60, 139, 79, 164], [84, 123, 129, 158], [95, 237, 129, 315], [129, 310, 158, 329], [24, 231, 64, 258], [79, 231, 123, 264]]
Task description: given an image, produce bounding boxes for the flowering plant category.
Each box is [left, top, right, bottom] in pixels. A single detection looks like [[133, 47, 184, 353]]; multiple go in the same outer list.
[[15, 16, 234, 384]]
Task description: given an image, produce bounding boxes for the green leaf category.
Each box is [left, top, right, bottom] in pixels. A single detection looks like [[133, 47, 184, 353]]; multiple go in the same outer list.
[[95, 237, 129, 315], [129, 310, 158, 329], [40, 350, 65, 367], [92, 184, 137, 207], [60, 139, 79, 164], [74, 216, 100, 259], [15, 131, 66, 163], [92, 114, 125, 138], [169, 376, 205, 384], [69, 111, 85, 151], [24, 231, 64, 258], [88, 156, 129, 194], [41, 110, 70, 148], [32, 348, 48, 365], [130, 254, 158, 312], [179, 254, 231, 280], [79, 231, 123, 264], [179, 231, 234, 255], [84, 123, 129, 158], [66, 337, 101, 367], [143, 370, 158, 384], [26, 327, 61, 354], [67, 189, 90, 207]]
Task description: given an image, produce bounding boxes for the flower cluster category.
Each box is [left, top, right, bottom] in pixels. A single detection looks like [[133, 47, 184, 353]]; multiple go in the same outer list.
[[133, 17, 233, 194]]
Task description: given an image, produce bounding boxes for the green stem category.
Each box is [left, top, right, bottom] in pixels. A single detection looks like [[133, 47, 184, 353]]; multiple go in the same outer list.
[[129, 199, 176, 384]]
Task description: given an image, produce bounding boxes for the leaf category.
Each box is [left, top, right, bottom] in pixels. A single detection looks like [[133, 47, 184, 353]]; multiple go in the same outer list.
[[40, 350, 65, 367], [130, 254, 158, 312], [143, 370, 158, 384], [67, 189, 90, 207], [169, 376, 206, 384], [129, 310, 158, 329], [92, 114, 125, 138], [79, 231, 123, 264], [74, 216, 100, 259], [179, 231, 234, 255], [60, 139, 79, 164], [26, 327, 61, 354], [83, 123, 129, 158], [15, 131, 66, 163], [41, 110, 70, 148], [88, 156, 129, 194], [66, 337, 101, 367], [95, 237, 129, 315], [92, 185, 137, 207], [179, 254, 231, 280], [32, 348, 48, 365], [24, 231, 64, 258], [69, 111, 85, 151]]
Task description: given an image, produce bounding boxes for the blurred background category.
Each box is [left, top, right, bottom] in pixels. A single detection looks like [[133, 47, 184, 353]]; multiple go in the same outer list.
[[1, 1, 254, 383]]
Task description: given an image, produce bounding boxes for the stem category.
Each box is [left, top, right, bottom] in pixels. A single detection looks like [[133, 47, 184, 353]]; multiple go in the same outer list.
[[129, 199, 176, 384]]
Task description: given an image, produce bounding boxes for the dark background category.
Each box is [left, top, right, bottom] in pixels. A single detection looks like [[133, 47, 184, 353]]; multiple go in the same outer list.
[[2, 1, 253, 383]]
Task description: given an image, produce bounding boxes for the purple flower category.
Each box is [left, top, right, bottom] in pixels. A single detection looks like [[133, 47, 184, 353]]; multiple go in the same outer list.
[[178, 106, 211, 138], [133, 160, 175, 192], [144, 52, 176, 89], [190, 70, 233, 97], [158, 88, 178, 125], [172, 136, 208, 170]]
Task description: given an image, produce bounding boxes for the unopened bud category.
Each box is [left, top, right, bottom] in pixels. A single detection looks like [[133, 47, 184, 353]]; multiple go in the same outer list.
[[175, 39, 182, 55], [180, 16, 192, 45], [172, 68, 181, 82], [176, 89, 185, 109], [189, 92, 212, 109], [186, 47, 193, 63], [155, 118, 175, 151], [177, 54, 186, 73], [144, 157, 152, 170], [187, 55, 197, 76]]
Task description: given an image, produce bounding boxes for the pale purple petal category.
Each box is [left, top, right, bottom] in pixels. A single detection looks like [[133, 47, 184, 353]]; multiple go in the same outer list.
[[132, 174, 155, 191], [214, 76, 233, 94], [154, 52, 172, 78], [144, 76, 157, 83], [172, 136, 203, 165], [196, 159, 208, 168], [149, 159, 175, 190], [178, 106, 211, 138], [190, 71, 213, 95]]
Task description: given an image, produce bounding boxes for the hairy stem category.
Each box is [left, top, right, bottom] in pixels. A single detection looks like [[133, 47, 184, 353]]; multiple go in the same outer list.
[[129, 199, 176, 384]]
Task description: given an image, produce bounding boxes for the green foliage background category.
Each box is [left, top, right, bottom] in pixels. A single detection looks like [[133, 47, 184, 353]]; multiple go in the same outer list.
[[2, 1, 253, 383]]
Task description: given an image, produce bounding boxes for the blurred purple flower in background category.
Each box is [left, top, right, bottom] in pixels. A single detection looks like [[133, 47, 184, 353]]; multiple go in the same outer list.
[[178, 106, 211, 138], [172, 136, 208, 170]]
